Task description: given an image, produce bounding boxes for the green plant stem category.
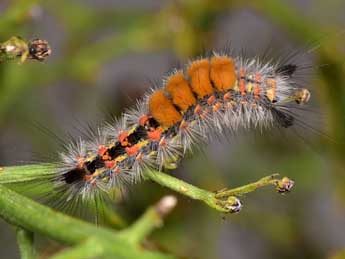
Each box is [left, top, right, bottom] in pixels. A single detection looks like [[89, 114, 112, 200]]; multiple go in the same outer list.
[[49, 238, 102, 259], [122, 206, 162, 245], [0, 184, 173, 259], [16, 227, 36, 259], [0, 165, 290, 214], [0, 164, 291, 257], [145, 169, 228, 212], [102, 205, 128, 229], [146, 170, 290, 212], [0, 184, 112, 244], [214, 174, 280, 198], [121, 196, 177, 245], [0, 164, 56, 184]]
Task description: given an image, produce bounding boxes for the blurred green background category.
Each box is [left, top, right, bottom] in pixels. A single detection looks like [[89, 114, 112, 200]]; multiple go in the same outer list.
[[1, 0, 345, 258]]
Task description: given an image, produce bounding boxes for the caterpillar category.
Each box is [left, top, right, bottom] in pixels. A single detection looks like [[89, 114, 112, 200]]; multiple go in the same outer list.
[[46, 51, 310, 211]]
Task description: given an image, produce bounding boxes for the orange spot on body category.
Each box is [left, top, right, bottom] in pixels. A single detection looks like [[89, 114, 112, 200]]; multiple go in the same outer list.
[[240, 68, 245, 77], [84, 174, 92, 181], [179, 120, 188, 130], [118, 131, 129, 146], [223, 92, 232, 101], [165, 71, 196, 111], [102, 154, 110, 161], [254, 73, 262, 99], [149, 90, 182, 127], [187, 59, 213, 98], [139, 115, 150, 126], [76, 157, 85, 169], [147, 128, 163, 141], [207, 95, 216, 105], [159, 137, 166, 146], [98, 144, 107, 156], [210, 56, 236, 91], [136, 152, 143, 161], [125, 144, 140, 156], [266, 78, 277, 102], [213, 102, 222, 112], [194, 105, 202, 115], [105, 160, 116, 168], [239, 68, 246, 96]]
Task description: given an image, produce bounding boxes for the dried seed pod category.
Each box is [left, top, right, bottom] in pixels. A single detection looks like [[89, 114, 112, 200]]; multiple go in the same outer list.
[[28, 39, 51, 61], [0, 36, 51, 63], [276, 177, 294, 193], [225, 196, 242, 213], [293, 88, 311, 104]]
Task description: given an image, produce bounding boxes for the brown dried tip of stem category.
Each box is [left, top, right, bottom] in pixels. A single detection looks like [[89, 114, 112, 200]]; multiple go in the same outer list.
[[28, 39, 51, 61], [155, 195, 177, 218], [275, 177, 294, 193], [227, 196, 242, 213]]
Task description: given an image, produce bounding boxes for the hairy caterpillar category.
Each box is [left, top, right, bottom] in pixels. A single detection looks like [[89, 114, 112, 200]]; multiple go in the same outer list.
[[42, 51, 311, 212]]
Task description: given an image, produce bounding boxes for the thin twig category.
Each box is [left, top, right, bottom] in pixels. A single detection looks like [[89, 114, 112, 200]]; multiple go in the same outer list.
[[146, 169, 294, 213], [120, 195, 177, 245]]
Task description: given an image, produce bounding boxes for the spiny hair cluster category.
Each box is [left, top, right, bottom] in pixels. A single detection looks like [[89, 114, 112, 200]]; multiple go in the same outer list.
[[52, 52, 311, 204]]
